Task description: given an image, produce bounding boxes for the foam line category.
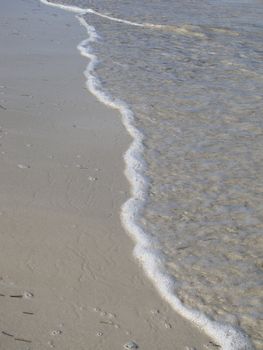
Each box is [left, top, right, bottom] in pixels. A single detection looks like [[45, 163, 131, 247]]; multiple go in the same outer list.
[[40, 0, 158, 27], [84, 8, 205, 37], [39, 1, 253, 349], [40, 0, 86, 13], [40, 0, 147, 26], [85, 8, 146, 27], [40, 0, 207, 39]]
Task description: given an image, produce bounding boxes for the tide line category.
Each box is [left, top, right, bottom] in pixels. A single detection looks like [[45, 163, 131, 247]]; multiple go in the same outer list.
[[39, 1, 253, 349]]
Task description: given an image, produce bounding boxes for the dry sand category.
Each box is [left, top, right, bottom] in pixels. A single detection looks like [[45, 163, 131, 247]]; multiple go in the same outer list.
[[0, 0, 212, 349]]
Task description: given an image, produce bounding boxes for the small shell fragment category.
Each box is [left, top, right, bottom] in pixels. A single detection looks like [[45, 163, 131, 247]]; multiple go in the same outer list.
[[17, 164, 30, 169], [123, 340, 139, 349], [23, 291, 34, 299]]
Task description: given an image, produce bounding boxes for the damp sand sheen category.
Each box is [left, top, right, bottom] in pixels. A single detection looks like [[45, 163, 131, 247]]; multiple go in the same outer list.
[[0, 0, 262, 349]]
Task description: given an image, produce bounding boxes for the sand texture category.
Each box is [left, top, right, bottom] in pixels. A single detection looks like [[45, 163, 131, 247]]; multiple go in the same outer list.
[[0, 0, 212, 349]]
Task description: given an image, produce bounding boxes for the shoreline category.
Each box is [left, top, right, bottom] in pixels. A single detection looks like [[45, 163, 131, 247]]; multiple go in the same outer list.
[[0, 0, 213, 349], [39, 2, 254, 350]]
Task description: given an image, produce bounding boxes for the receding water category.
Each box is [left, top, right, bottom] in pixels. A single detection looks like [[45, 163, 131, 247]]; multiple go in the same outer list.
[[49, 0, 263, 348]]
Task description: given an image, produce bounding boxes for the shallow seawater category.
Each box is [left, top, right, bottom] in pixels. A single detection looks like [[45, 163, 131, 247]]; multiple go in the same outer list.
[[50, 0, 263, 347]]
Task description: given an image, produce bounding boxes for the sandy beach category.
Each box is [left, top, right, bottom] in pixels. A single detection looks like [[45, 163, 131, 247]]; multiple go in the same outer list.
[[0, 0, 213, 349]]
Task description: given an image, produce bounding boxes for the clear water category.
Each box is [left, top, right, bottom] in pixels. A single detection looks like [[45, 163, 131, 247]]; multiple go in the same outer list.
[[49, 0, 263, 348]]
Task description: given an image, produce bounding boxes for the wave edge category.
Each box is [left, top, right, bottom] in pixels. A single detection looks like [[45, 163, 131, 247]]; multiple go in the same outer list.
[[39, 1, 253, 349]]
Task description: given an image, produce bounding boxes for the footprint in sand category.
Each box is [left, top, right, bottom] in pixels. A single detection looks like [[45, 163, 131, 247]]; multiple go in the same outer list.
[[93, 306, 122, 334], [50, 329, 62, 336], [150, 308, 172, 330]]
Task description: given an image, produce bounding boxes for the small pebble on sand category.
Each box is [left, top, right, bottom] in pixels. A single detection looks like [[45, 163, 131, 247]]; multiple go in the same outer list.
[[23, 291, 34, 299], [123, 340, 139, 349], [17, 164, 30, 169]]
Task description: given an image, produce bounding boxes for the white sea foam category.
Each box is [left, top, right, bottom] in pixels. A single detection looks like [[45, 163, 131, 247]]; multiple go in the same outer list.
[[40, 0, 86, 13], [39, 1, 253, 349], [40, 0, 205, 36]]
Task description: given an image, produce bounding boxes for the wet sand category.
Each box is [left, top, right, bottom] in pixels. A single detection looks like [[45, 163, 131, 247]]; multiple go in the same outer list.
[[0, 0, 212, 349]]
